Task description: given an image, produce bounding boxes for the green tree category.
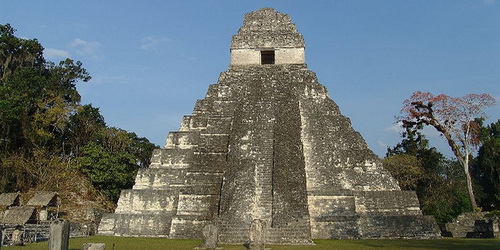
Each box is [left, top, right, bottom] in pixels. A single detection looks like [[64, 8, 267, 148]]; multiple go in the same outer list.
[[0, 24, 44, 81], [67, 104, 106, 156], [0, 24, 158, 209], [385, 127, 470, 223], [383, 154, 423, 190], [78, 142, 137, 202], [77, 127, 158, 202], [399, 91, 496, 209], [472, 120, 500, 211], [0, 24, 90, 155]]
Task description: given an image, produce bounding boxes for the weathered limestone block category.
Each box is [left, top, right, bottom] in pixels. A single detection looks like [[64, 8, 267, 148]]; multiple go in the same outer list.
[[180, 116, 208, 132], [359, 215, 440, 239], [176, 195, 219, 217], [199, 223, 218, 249], [82, 243, 105, 250], [49, 219, 70, 250], [114, 190, 178, 214], [165, 132, 199, 149], [247, 219, 266, 250], [169, 217, 207, 239], [442, 212, 486, 237], [133, 168, 187, 189], [101, 213, 172, 237], [355, 191, 422, 215], [308, 196, 356, 218], [465, 220, 497, 238]]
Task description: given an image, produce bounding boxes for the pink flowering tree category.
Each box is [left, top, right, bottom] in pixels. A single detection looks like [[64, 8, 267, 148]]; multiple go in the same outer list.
[[399, 91, 496, 210]]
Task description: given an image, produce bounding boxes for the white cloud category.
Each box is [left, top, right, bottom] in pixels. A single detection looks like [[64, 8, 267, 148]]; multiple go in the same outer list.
[[377, 140, 389, 149], [384, 122, 404, 135], [44, 48, 70, 60], [69, 38, 102, 60], [140, 36, 171, 51]]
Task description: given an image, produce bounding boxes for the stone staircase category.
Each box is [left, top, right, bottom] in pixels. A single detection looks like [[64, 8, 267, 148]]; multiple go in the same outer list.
[[99, 65, 441, 242]]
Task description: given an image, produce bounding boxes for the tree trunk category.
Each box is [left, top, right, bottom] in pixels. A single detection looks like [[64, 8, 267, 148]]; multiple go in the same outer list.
[[435, 125, 478, 210], [463, 154, 478, 210]]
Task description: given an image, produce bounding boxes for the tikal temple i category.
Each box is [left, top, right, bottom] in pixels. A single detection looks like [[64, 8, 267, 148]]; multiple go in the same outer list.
[[98, 8, 441, 244]]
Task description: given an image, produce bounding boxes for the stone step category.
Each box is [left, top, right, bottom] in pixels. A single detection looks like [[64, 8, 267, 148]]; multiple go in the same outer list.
[[197, 133, 230, 153], [175, 194, 219, 218], [133, 168, 186, 189], [179, 115, 208, 131], [165, 131, 200, 149], [152, 148, 196, 168], [205, 116, 233, 134], [218, 226, 313, 244], [114, 189, 179, 214], [98, 213, 173, 237], [359, 215, 441, 239], [356, 191, 423, 215]]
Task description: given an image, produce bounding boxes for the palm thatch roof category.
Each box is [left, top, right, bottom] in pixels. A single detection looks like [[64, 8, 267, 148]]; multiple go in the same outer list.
[[0, 206, 36, 224], [26, 191, 58, 207], [0, 192, 21, 207]]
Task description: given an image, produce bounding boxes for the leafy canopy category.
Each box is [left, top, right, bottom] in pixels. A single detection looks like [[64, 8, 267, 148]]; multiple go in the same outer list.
[[0, 24, 158, 208]]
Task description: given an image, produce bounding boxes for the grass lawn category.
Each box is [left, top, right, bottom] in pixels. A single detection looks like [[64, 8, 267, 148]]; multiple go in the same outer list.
[[3, 237, 500, 250]]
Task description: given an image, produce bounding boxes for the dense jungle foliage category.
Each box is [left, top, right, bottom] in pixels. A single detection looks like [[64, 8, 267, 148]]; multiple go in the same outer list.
[[0, 24, 158, 216], [384, 119, 500, 223]]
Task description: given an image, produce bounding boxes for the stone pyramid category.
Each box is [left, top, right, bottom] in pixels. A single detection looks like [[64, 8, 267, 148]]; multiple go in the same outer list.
[[98, 8, 441, 244]]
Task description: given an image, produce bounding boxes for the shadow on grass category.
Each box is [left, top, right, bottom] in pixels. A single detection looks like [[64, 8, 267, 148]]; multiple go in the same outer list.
[[347, 239, 500, 250]]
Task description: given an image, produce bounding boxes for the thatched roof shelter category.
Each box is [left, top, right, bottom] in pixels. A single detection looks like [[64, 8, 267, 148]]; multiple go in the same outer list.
[[26, 192, 58, 207], [0, 206, 36, 224], [0, 192, 21, 207]]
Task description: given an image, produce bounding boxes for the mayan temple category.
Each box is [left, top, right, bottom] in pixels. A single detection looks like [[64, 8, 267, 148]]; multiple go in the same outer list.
[[98, 8, 441, 244]]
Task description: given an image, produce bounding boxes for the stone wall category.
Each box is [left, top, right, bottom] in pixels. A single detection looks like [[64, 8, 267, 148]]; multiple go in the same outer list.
[[230, 48, 305, 66], [230, 8, 305, 66], [441, 212, 499, 238]]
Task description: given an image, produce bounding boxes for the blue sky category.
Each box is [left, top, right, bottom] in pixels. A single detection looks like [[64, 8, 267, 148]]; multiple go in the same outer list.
[[2, 1, 499, 157]]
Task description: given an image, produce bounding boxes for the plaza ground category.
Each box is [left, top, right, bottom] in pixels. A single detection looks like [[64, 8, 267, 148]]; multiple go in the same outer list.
[[4, 236, 500, 250]]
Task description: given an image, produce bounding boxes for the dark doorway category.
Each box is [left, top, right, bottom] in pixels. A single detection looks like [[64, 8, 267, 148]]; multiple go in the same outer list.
[[261, 50, 275, 65]]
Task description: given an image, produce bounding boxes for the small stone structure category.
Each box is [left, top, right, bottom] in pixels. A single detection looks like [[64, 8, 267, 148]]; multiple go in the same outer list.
[[26, 191, 59, 221], [0, 193, 21, 210], [466, 219, 499, 238], [441, 212, 499, 238], [49, 219, 70, 250], [82, 243, 105, 250], [0, 193, 22, 226], [0, 207, 37, 224], [98, 8, 441, 244]]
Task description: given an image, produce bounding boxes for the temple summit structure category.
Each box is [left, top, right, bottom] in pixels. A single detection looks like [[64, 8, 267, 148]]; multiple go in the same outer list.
[[98, 8, 441, 244]]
